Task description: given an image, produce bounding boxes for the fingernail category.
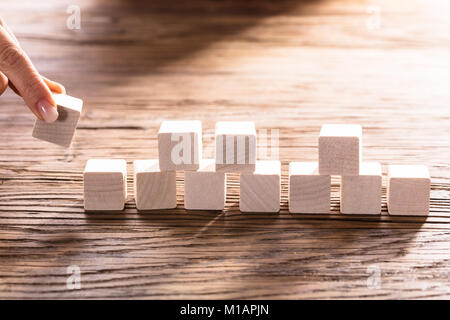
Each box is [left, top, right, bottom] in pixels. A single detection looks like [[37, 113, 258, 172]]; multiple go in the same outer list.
[[37, 99, 59, 123]]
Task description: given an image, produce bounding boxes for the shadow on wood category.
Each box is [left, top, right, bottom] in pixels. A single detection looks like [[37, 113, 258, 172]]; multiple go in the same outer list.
[[65, 0, 323, 75]]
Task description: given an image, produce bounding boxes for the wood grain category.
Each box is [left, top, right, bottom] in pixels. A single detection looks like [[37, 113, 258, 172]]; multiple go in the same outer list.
[[158, 120, 202, 171], [83, 159, 127, 211], [215, 121, 257, 173], [184, 159, 226, 211], [387, 165, 431, 216], [134, 160, 177, 210], [0, 0, 449, 299], [240, 161, 281, 213], [319, 124, 362, 176], [289, 162, 331, 213], [341, 162, 382, 215]]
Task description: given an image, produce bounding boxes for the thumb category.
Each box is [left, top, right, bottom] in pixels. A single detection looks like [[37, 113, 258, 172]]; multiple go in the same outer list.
[[0, 25, 58, 122]]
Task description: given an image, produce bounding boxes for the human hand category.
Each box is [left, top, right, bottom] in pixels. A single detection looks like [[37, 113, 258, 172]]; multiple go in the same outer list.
[[0, 16, 65, 123]]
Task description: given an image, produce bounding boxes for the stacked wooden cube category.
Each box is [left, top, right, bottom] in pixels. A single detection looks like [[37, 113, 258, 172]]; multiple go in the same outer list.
[[29, 95, 430, 215], [134, 120, 202, 210], [133, 120, 281, 212], [288, 124, 429, 215], [82, 122, 430, 216]]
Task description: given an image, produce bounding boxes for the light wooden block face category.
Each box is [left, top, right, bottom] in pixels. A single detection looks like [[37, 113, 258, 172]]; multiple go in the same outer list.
[[134, 160, 177, 210], [84, 159, 127, 211], [318, 124, 362, 176], [184, 159, 226, 210], [387, 165, 430, 216], [32, 94, 83, 148], [158, 120, 202, 171], [215, 121, 256, 173], [289, 162, 330, 214], [341, 162, 382, 215], [240, 160, 280, 213]]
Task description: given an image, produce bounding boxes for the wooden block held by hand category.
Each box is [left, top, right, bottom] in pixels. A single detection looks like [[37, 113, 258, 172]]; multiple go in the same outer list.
[[32, 94, 83, 148], [184, 159, 226, 210], [318, 124, 362, 176], [240, 160, 280, 213], [387, 165, 430, 216], [84, 159, 127, 211], [158, 120, 202, 171], [134, 160, 177, 210], [215, 121, 256, 173], [289, 162, 331, 214], [341, 162, 382, 215]]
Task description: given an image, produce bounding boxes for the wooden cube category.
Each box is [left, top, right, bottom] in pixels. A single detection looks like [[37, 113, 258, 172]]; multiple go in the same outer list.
[[215, 121, 256, 173], [289, 162, 330, 214], [158, 120, 202, 171], [32, 94, 83, 148], [134, 160, 177, 210], [341, 162, 382, 215], [184, 159, 226, 210], [318, 124, 362, 176], [84, 159, 127, 211], [240, 160, 280, 213], [387, 165, 430, 216]]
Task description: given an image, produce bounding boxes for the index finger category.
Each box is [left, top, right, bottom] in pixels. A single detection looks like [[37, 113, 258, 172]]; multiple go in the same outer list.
[[0, 25, 57, 122]]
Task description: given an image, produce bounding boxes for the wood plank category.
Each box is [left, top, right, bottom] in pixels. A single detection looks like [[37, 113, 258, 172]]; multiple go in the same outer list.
[[0, 0, 449, 299]]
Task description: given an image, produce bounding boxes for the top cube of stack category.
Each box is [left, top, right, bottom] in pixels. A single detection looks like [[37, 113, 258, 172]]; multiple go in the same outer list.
[[158, 120, 202, 171], [215, 121, 256, 173], [318, 124, 362, 176]]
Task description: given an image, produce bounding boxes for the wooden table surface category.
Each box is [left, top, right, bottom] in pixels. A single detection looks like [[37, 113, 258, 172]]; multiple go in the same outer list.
[[0, 0, 449, 299]]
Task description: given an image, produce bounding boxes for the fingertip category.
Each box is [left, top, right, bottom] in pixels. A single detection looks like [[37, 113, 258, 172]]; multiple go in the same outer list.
[[42, 76, 66, 94], [36, 98, 59, 123], [57, 84, 66, 94], [50, 82, 65, 94]]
